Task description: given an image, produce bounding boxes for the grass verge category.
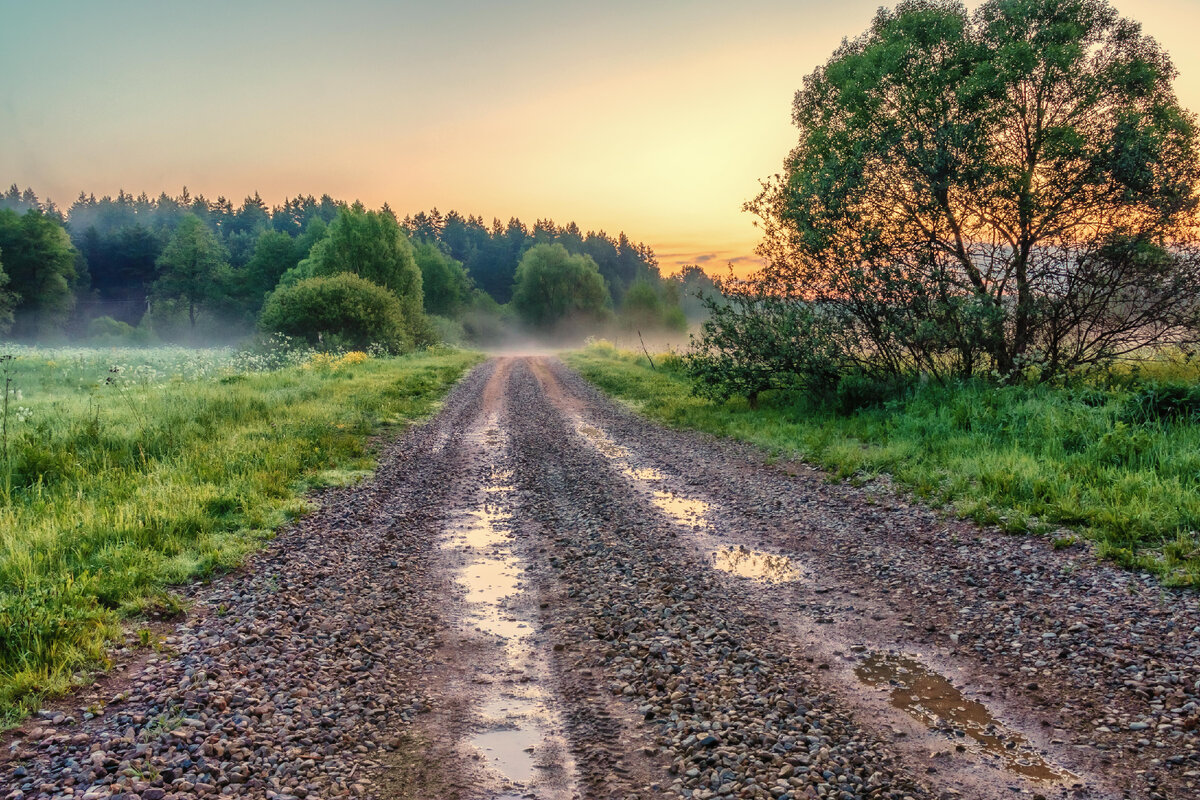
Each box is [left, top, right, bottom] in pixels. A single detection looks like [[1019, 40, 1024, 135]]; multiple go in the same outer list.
[[565, 344, 1200, 587], [0, 346, 483, 725]]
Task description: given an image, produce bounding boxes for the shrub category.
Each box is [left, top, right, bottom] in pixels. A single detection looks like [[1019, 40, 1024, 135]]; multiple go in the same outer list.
[[86, 316, 154, 346], [1122, 382, 1200, 425], [684, 285, 848, 408], [429, 314, 467, 346], [258, 274, 412, 353]]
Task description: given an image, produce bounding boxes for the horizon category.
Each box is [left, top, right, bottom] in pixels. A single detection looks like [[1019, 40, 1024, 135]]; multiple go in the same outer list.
[[3, 0, 1199, 277]]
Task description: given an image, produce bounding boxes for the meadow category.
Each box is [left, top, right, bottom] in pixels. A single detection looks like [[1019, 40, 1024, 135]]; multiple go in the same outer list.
[[0, 343, 482, 725], [566, 343, 1200, 587]]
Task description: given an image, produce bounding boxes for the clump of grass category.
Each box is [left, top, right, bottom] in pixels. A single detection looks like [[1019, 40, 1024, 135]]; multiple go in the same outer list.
[[0, 346, 482, 725], [565, 345, 1200, 588]]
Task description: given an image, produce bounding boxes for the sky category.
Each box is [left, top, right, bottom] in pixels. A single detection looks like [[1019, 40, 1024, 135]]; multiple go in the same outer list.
[[3, 0, 1200, 276]]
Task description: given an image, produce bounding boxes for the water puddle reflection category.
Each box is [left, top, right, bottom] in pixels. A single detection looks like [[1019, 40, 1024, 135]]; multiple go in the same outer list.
[[711, 545, 802, 583], [577, 424, 627, 459], [623, 465, 665, 482], [574, 418, 715, 529], [442, 414, 574, 796], [855, 653, 1073, 783], [471, 693, 556, 785], [652, 490, 710, 528]]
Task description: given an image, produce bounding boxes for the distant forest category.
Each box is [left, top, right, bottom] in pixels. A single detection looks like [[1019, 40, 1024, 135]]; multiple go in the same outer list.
[[0, 184, 716, 343]]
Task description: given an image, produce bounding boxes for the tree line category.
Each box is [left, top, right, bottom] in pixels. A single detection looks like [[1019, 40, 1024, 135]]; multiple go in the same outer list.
[[0, 185, 716, 346]]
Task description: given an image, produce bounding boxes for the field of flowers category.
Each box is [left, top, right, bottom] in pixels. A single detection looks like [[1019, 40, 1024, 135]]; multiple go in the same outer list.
[[0, 343, 483, 724]]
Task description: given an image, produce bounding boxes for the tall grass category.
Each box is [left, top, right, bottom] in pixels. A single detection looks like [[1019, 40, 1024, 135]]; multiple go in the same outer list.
[[566, 343, 1200, 587], [0, 345, 482, 725]]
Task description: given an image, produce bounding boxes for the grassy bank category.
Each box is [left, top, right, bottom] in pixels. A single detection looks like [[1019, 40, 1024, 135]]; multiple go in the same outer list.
[[566, 344, 1200, 587], [0, 345, 483, 724]]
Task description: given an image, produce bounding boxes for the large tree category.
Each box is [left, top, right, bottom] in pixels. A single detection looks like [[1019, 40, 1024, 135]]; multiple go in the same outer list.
[[296, 203, 432, 346], [749, 0, 1200, 380], [412, 240, 471, 318], [0, 247, 13, 334], [239, 229, 300, 314], [151, 213, 231, 330], [511, 243, 610, 328], [0, 208, 78, 337]]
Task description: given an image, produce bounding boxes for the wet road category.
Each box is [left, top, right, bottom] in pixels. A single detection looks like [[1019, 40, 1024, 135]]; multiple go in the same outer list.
[[6, 356, 1200, 800]]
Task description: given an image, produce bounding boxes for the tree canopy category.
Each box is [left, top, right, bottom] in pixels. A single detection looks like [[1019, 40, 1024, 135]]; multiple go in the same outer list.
[[748, 0, 1200, 381], [151, 214, 231, 330], [412, 240, 471, 318], [297, 203, 431, 345], [511, 243, 610, 328], [259, 273, 413, 353], [0, 208, 78, 338]]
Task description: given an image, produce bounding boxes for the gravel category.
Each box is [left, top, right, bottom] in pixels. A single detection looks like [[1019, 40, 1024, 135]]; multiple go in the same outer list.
[[6, 355, 1196, 800]]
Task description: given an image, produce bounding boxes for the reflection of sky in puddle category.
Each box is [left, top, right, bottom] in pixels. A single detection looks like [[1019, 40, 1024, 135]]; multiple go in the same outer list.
[[446, 417, 565, 793], [623, 465, 665, 481], [710, 545, 801, 582], [472, 726, 539, 784], [472, 692, 557, 786], [577, 424, 628, 459], [652, 490, 710, 528], [575, 418, 713, 529], [855, 653, 1073, 783]]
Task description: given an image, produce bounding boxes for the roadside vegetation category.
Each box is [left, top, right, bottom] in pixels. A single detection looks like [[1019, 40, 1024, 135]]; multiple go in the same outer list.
[[581, 0, 1200, 589], [568, 342, 1200, 587], [0, 343, 482, 725]]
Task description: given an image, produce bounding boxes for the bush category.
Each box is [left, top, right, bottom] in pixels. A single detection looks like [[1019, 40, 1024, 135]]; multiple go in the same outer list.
[[85, 316, 155, 346], [684, 285, 848, 408], [834, 372, 912, 414], [258, 274, 413, 353], [511, 243, 610, 328], [429, 314, 467, 346], [1122, 382, 1200, 425]]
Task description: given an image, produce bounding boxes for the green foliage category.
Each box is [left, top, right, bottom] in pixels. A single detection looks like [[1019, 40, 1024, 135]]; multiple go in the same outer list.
[[85, 316, 155, 346], [0, 247, 13, 334], [151, 214, 232, 331], [511, 243, 610, 328], [685, 285, 849, 408], [459, 290, 515, 344], [569, 345, 1200, 586], [748, 0, 1200, 382], [412, 240, 471, 317], [259, 273, 413, 353], [239, 230, 300, 315], [0, 346, 482, 724], [428, 314, 468, 346], [1121, 382, 1200, 424], [618, 278, 686, 333], [0, 209, 77, 337], [297, 203, 433, 346]]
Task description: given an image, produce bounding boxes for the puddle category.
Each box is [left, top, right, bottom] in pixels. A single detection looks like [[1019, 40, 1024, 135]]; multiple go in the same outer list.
[[652, 490, 710, 528], [855, 653, 1072, 783], [577, 424, 628, 459], [711, 545, 802, 583], [441, 413, 575, 796], [574, 417, 714, 529], [471, 694, 555, 785], [623, 465, 665, 481]]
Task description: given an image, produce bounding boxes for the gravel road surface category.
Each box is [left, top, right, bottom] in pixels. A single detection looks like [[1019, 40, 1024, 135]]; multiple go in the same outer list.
[[4, 356, 1198, 800]]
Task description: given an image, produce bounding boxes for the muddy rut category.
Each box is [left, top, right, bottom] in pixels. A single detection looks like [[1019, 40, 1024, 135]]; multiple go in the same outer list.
[[4, 357, 1199, 800]]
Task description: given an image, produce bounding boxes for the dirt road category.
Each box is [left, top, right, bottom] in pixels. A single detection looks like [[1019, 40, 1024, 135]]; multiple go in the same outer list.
[[5, 357, 1199, 800]]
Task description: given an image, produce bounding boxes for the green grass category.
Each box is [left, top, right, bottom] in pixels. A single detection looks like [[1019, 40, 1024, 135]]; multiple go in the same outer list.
[[566, 343, 1200, 587], [0, 344, 483, 725]]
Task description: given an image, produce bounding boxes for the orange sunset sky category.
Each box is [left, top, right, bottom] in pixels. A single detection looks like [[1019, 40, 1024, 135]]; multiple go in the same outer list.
[[3, 0, 1199, 276]]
